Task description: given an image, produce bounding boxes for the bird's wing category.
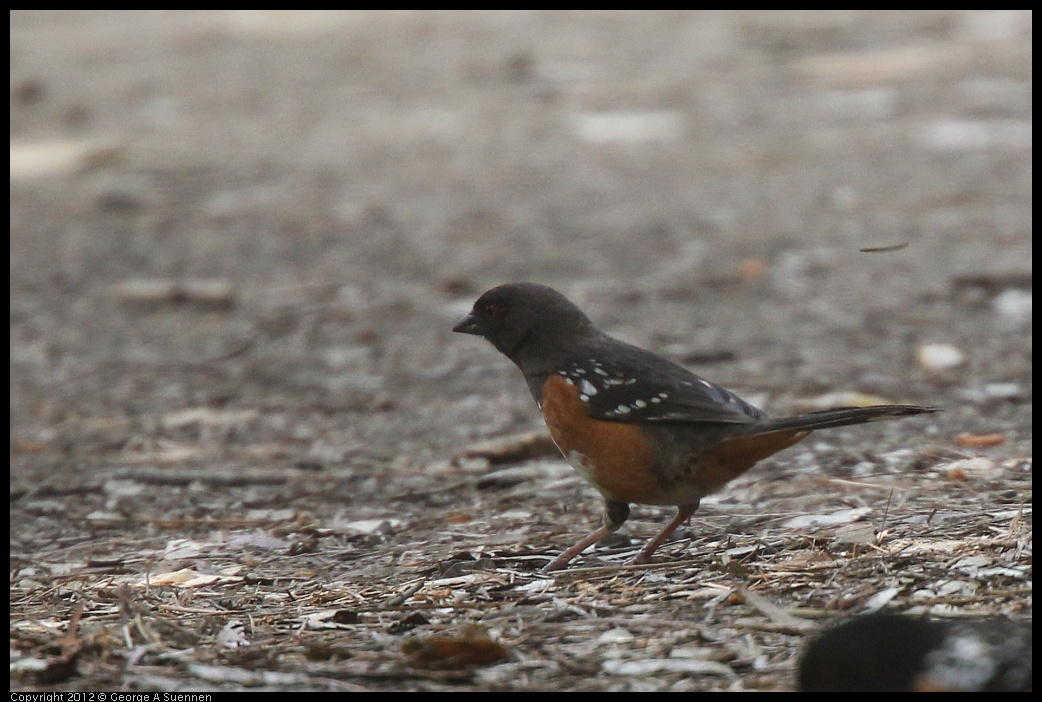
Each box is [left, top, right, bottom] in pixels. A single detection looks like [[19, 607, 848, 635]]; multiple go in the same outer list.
[[557, 343, 766, 425]]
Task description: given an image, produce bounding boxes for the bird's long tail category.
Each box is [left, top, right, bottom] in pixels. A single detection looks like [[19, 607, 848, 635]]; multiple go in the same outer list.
[[757, 404, 939, 435]]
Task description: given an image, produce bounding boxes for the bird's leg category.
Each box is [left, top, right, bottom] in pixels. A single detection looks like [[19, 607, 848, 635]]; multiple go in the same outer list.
[[627, 501, 699, 565], [542, 500, 630, 572]]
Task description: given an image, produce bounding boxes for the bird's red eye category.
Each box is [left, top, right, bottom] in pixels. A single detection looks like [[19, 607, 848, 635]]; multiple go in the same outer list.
[[484, 302, 504, 319]]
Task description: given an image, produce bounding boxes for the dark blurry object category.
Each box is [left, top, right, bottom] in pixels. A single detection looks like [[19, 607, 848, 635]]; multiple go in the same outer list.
[[858, 242, 909, 253], [798, 612, 1031, 691], [13, 78, 46, 105], [504, 50, 535, 83]]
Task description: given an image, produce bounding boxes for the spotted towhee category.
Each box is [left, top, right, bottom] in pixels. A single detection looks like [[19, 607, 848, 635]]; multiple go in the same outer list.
[[798, 612, 1032, 691], [453, 282, 938, 572]]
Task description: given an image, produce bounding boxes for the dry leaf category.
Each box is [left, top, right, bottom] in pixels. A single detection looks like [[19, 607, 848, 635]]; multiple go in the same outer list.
[[402, 627, 509, 667]]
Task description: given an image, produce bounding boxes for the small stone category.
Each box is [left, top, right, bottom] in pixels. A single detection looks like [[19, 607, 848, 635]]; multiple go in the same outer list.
[[917, 343, 965, 372]]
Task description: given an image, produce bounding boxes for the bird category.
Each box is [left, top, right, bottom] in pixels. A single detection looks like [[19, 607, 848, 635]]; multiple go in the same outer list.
[[798, 612, 1032, 691], [453, 282, 938, 572]]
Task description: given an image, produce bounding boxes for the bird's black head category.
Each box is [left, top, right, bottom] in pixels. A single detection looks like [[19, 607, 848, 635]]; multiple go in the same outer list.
[[453, 282, 595, 368]]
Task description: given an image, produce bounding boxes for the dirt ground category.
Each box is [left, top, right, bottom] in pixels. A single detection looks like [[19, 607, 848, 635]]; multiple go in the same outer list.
[[10, 11, 1032, 692]]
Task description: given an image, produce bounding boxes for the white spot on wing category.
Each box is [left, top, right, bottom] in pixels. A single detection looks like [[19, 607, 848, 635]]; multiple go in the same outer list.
[[579, 379, 597, 396]]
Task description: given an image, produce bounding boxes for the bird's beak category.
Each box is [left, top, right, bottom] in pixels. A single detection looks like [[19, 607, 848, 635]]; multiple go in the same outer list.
[[452, 312, 482, 335]]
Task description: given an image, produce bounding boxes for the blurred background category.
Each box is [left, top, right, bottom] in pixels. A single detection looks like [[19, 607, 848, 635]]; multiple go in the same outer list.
[[11, 10, 1031, 461]]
